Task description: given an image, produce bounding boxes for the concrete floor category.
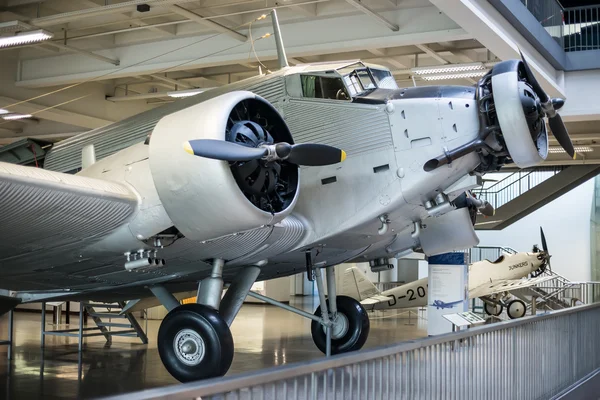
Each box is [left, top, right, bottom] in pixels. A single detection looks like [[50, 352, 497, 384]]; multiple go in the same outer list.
[[0, 297, 427, 399]]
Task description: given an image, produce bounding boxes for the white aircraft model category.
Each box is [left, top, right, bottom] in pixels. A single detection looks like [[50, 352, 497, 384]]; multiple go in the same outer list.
[[0, 11, 573, 382], [342, 229, 554, 319]]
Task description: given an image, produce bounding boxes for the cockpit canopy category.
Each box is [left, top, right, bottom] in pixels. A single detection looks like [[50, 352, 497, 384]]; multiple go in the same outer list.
[[288, 61, 398, 101]]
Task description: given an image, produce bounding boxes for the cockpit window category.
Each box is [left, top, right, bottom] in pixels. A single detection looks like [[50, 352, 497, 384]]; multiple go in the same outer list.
[[491, 255, 505, 264], [301, 75, 350, 100], [342, 68, 376, 97], [371, 68, 398, 89]]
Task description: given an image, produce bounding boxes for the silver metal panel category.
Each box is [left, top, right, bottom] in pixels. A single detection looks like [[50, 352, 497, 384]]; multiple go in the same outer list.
[[228, 215, 306, 266], [43, 75, 286, 173], [282, 99, 392, 155], [157, 227, 273, 263], [0, 162, 138, 263]]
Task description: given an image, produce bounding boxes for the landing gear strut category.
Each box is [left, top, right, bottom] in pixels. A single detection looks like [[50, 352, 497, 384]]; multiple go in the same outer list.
[[151, 261, 370, 382], [310, 266, 369, 355]]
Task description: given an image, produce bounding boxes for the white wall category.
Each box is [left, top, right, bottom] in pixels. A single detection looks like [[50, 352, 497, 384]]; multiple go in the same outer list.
[[476, 178, 595, 281]]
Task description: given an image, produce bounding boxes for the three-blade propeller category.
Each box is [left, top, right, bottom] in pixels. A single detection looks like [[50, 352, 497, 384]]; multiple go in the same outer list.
[[183, 139, 346, 166], [519, 51, 575, 159]]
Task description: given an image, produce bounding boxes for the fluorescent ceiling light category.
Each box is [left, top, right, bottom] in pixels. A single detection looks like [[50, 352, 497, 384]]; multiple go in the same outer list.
[[421, 70, 488, 81], [412, 62, 485, 75], [1, 113, 33, 120], [0, 21, 34, 34], [548, 146, 593, 154], [167, 88, 208, 98], [0, 29, 54, 49]]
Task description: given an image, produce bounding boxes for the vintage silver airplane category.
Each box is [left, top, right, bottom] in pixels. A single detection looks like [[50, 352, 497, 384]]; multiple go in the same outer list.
[[341, 229, 554, 319], [0, 11, 573, 382]]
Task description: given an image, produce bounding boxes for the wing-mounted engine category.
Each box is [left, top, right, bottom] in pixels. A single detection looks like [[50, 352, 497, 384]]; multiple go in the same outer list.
[[424, 54, 573, 172], [149, 91, 299, 242]]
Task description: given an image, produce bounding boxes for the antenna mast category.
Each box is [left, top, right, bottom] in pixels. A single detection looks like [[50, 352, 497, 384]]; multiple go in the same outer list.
[[270, 9, 289, 69]]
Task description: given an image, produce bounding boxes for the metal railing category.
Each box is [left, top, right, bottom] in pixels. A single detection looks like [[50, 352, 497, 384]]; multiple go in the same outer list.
[[564, 5, 600, 52], [103, 303, 600, 400], [467, 245, 516, 263], [520, 0, 564, 47], [476, 167, 564, 210]]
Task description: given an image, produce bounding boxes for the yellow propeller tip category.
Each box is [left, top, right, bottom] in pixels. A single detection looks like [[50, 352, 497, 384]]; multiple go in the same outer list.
[[573, 153, 577, 160], [183, 141, 194, 155], [341, 150, 347, 162]]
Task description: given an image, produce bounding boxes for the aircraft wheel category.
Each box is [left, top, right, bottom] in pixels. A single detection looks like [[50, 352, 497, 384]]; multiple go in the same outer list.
[[311, 295, 370, 354], [158, 303, 234, 382], [507, 299, 527, 319], [484, 302, 503, 316]]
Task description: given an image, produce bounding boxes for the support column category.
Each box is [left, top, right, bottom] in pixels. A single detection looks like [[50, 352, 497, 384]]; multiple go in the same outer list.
[[219, 266, 261, 326], [7, 309, 13, 360], [40, 302, 46, 349], [78, 303, 83, 353], [197, 259, 225, 310]]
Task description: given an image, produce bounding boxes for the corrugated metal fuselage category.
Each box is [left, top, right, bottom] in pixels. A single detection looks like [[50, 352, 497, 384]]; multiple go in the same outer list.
[[1, 67, 482, 295]]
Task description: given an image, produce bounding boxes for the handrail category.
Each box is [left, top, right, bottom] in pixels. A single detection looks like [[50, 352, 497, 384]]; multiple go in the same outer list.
[[102, 302, 600, 400], [477, 167, 563, 209]]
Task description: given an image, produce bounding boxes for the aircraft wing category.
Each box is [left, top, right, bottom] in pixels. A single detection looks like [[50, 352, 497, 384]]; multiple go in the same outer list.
[[469, 276, 555, 298], [0, 161, 138, 259], [360, 294, 396, 306]]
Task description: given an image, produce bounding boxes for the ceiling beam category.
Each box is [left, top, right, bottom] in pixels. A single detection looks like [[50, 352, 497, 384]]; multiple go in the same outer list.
[[29, 0, 199, 27], [130, 17, 176, 36], [44, 42, 120, 65], [0, 95, 112, 129], [415, 44, 450, 64], [0, 127, 21, 134], [179, 76, 226, 86], [149, 74, 194, 89], [167, 4, 247, 42], [343, 0, 399, 31], [290, 3, 318, 17], [386, 57, 407, 68], [368, 48, 387, 57], [106, 92, 171, 102]]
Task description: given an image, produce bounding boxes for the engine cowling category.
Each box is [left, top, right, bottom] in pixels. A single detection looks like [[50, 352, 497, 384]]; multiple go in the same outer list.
[[488, 60, 549, 168], [149, 91, 299, 242]]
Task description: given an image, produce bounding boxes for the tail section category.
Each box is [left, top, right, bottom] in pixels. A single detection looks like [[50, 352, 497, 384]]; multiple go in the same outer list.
[[341, 267, 380, 301]]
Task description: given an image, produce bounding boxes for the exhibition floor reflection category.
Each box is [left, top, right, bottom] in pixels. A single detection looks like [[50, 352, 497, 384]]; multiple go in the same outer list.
[[0, 298, 427, 399]]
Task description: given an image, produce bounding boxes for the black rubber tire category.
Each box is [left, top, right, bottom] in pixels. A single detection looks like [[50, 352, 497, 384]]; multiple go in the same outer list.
[[484, 302, 503, 316], [507, 299, 527, 319], [311, 295, 370, 355], [158, 303, 234, 382]]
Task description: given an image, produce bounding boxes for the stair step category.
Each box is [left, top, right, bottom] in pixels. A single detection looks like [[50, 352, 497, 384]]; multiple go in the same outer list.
[[96, 322, 133, 328], [108, 330, 138, 337], [85, 303, 120, 308], [88, 312, 128, 319]]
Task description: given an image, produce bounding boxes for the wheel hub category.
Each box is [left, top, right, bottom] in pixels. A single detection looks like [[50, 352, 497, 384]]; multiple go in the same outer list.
[[323, 312, 349, 340], [174, 329, 205, 366]]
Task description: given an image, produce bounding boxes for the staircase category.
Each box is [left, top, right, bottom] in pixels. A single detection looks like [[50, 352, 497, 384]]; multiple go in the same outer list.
[[84, 301, 148, 344], [475, 165, 600, 230], [511, 271, 575, 312], [41, 300, 148, 349]]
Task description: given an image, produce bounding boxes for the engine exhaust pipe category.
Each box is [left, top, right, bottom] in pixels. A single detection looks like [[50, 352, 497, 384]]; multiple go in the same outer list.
[[424, 139, 486, 172], [125, 257, 166, 271], [125, 258, 153, 271]]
